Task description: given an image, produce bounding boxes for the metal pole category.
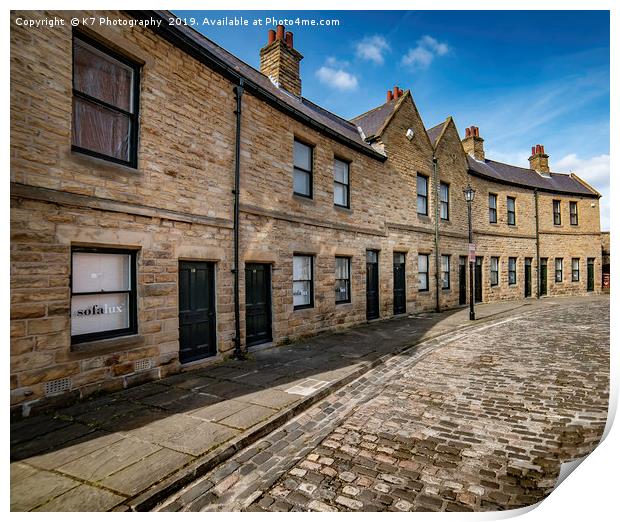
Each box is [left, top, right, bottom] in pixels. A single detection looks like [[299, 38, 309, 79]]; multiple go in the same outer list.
[[468, 200, 476, 320], [232, 79, 245, 360]]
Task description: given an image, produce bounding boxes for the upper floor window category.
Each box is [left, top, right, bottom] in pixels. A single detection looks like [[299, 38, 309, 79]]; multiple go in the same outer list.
[[490, 257, 499, 286], [572, 258, 580, 282], [507, 196, 516, 225], [417, 175, 428, 216], [553, 200, 561, 225], [293, 254, 314, 309], [418, 254, 429, 291], [71, 247, 137, 344], [489, 193, 497, 223], [570, 201, 579, 225], [335, 256, 351, 304], [441, 255, 450, 289], [439, 182, 450, 220], [72, 34, 140, 167], [333, 159, 350, 208], [508, 257, 517, 285], [555, 258, 563, 282], [293, 140, 313, 198]]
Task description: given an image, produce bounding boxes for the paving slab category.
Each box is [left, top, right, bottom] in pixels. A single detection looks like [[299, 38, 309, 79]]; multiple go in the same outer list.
[[160, 420, 239, 456], [219, 405, 279, 430], [189, 399, 249, 422], [10, 470, 81, 511], [33, 484, 125, 512], [58, 438, 161, 482], [100, 448, 193, 496]]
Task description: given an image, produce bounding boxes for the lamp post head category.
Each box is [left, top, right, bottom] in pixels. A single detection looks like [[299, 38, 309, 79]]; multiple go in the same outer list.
[[463, 185, 476, 203]]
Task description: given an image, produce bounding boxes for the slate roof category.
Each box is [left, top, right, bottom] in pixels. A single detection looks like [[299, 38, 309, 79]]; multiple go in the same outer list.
[[426, 121, 447, 147], [137, 11, 380, 158], [466, 156, 598, 197], [350, 98, 399, 140]]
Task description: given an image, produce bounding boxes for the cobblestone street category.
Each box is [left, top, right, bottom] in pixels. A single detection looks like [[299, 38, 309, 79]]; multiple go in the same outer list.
[[159, 299, 609, 512]]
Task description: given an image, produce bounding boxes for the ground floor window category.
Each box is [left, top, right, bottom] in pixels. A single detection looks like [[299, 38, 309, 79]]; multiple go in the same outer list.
[[293, 254, 314, 309], [335, 256, 351, 303], [572, 258, 580, 281], [418, 254, 429, 291], [71, 247, 137, 343], [490, 257, 499, 286], [555, 258, 563, 282], [441, 255, 450, 289], [508, 257, 517, 285]]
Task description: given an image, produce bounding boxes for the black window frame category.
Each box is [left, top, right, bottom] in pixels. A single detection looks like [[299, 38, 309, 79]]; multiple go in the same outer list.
[[441, 254, 450, 290], [439, 182, 450, 221], [570, 201, 579, 226], [293, 254, 314, 310], [293, 139, 313, 198], [572, 258, 580, 282], [418, 253, 430, 292], [555, 258, 563, 282], [70, 246, 138, 345], [553, 200, 561, 226], [490, 256, 499, 286], [508, 257, 517, 285], [333, 157, 351, 209], [71, 31, 141, 168], [417, 174, 429, 216], [489, 193, 498, 223], [507, 196, 516, 226], [335, 256, 352, 304]]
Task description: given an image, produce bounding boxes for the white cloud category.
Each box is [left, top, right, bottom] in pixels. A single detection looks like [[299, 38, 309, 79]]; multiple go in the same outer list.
[[315, 65, 359, 91], [402, 35, 450, 69], [355, 35, 390, 65]]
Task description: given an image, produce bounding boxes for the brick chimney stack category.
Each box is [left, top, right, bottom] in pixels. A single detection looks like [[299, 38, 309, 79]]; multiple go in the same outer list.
[[462, 126, 485, 161], [529, 144, 550, 174], [259, 25, 303, 96]]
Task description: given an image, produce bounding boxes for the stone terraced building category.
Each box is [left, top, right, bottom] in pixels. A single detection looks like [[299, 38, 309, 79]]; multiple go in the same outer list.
[[10, 10, 604, 416]]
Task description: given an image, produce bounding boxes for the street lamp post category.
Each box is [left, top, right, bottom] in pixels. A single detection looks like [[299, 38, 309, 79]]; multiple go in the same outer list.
[[463, 185, 476, 320]]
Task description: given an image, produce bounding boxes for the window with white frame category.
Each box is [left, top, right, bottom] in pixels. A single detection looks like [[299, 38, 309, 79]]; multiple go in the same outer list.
[[417, 175, 428, 216], [440, 182, 449, 220], [293, 254, 313, 309], [572, 258, 580, 281], [489, 193, 497, 223], [508, 257, 517, 285], [555, 258, 563, 282]]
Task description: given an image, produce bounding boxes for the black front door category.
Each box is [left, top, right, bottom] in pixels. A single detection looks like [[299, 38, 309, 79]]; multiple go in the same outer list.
[[459, 256, 467, 305], [178, 261, 216, 364], [587, 258, 595, 292], [525, 258, 532, 297], [540, 258, 548, 296], [245, 263, 272, 346], [366, 250, 379, 320], [474, 256, 483, 303], [393, 252, 406, 315]]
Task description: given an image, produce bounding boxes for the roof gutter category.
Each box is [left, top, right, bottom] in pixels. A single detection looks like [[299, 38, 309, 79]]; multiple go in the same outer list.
[[127, 10, 386, 163], [467, 168, 599, 199]]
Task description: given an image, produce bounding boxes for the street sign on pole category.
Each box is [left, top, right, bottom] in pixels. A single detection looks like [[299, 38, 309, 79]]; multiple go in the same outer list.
[[468, 243, 476, 262]]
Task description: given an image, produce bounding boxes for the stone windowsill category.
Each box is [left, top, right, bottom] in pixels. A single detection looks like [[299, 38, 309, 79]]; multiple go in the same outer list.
[[70, 334, 145, 358]]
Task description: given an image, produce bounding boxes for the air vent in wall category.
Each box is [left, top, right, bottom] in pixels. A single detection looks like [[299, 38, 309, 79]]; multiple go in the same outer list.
[[44, 377, 72, 395], [134, 359, 152, 372]]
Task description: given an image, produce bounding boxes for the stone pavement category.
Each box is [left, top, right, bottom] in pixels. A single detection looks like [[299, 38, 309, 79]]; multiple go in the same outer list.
[[156, 297, 609, 512], [10, 295, 607, 511]]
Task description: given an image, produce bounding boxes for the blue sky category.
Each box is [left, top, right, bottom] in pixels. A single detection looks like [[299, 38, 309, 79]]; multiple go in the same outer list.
[[175, 10, 610, 229]]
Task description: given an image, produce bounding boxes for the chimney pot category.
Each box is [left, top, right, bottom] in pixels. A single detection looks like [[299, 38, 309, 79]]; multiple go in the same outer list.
[[541, 145, 545, 154], [531, 146, 536, 155], [276, 24, 285, 40], [268, 29, 276, 44], [393, 86, 399, 99], [387, 90, 394, 102], [465, 128, 471, 137], [285, 31, 293, 48]]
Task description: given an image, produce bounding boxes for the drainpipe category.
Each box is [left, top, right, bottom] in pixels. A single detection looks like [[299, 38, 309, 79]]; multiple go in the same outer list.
[[433, 156, 440, 312], [232, 79, 245, 359], [534, 188, 541, 299]]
